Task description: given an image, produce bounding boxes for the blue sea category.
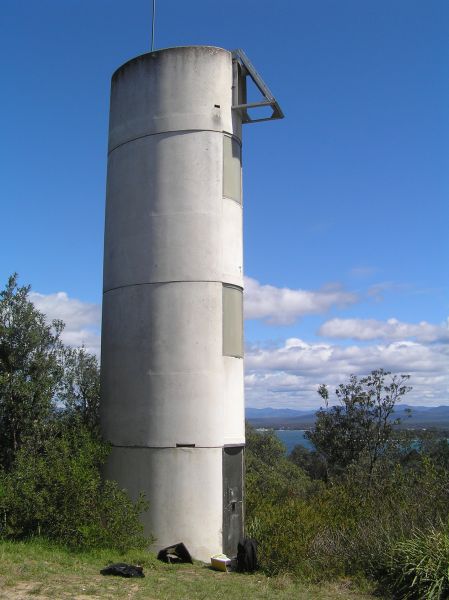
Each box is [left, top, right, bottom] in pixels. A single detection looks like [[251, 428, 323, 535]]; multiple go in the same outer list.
[[274, 430, 315, 454]]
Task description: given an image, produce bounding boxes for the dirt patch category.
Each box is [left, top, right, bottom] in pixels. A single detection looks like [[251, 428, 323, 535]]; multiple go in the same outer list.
[[0, 581, 107, 600], [0, 581, 48, 600]]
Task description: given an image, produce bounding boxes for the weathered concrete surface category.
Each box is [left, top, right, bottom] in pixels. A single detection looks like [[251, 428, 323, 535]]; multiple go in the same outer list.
[[104, 447, 223, 562], [101, 46, 244, 561]]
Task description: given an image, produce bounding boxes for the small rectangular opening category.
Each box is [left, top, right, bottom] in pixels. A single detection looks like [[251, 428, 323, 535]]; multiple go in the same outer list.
[[176, 443, 195, 448]]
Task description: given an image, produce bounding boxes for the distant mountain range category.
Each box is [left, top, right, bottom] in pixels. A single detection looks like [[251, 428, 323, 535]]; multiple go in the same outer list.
[[245, 405, 449, 429]]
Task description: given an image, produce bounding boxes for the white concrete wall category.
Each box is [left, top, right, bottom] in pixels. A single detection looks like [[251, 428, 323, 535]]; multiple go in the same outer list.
[[104, 447, 223, 562], [108, 46, 241, 151], [101, 282, 225, 447], [101, 46, 245, 561], [104, 131, 243, 289]]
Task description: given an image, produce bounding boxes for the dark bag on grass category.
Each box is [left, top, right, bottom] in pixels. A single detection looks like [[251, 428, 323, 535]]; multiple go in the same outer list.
[[100, 563, 145, 578], [236, 538, 258, 573], [157, 542, 193, 564]]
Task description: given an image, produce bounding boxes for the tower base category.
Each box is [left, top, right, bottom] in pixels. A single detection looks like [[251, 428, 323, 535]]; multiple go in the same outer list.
[[104, 445, 243, 562]]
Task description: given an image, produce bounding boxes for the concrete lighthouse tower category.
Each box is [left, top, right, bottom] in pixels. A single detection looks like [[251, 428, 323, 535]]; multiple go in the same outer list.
[[100, 46, 283, 561]]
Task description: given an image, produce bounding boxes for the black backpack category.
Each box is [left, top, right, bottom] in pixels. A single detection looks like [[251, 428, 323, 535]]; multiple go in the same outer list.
[[236, 538, 258, 573]]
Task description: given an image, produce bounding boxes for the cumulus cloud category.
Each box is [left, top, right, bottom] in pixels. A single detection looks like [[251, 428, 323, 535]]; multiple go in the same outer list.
[[319, 317, 449, 343], [244, 276, 358, 325], [245, 338, 449, 409], [30, 291, 101, 356]]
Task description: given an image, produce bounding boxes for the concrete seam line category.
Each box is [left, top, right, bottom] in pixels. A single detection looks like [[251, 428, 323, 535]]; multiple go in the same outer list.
[[107, 128, 236, 155], [103, 281, 243, 294], [110, 445, 225, 450]]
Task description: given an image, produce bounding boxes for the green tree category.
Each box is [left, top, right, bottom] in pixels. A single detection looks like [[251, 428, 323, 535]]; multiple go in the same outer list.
[[289, 445, 328, 480], [60, 346, 100, 432], [306, 369, 412, 478], [0, 274, 64, 470], [0, 274, 150, 550]]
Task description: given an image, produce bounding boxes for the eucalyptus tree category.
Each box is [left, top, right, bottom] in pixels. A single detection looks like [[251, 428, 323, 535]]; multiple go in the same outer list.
[[307, 369, 412, 478], [0, 274, 64, 469]]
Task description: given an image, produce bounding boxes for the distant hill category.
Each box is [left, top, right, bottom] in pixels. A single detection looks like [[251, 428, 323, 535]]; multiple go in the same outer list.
[[245, 405, 449, 430], [245, 407, 312, 418], [245, 407, 317, 429]]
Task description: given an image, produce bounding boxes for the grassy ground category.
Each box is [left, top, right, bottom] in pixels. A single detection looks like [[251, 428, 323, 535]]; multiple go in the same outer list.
[[0, 540, 377, 600]]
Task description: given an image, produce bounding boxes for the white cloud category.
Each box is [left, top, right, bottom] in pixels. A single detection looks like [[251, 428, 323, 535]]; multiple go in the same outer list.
[[319, 317, 449, 343], [30, 291, 101, 356], [244, 276, 358, 325], [245, 338, 449, 409]]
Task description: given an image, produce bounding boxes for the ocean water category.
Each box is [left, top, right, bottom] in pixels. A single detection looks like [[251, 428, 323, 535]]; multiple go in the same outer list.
[[274, 430, 315, 454]]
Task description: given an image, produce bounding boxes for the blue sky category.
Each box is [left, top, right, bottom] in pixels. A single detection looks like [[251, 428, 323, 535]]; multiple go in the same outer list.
[[1, 0, 448, 408]]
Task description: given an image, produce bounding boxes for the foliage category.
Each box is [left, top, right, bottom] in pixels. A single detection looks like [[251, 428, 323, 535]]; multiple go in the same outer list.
[[0, 274, 64, 470], [245, 425, 323, 577], [386, 526, 449, 599], [307, 369, 412, 478], [246, 496, 328, 579], [304, 456, 449, 582], [289, 445, 328, 480], [0, 274, 149, 551], [409, 429, 449, 470], [247, 435, 449, 582], [0, 420, 148, 551], [245, 424, 317, 516], [59, 346, 101, 432]]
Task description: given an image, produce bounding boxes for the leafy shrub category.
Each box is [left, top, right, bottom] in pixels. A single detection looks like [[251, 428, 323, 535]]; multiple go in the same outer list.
[[245, 425, 449, 586], [289, 445, 328, 480], [247, 497, 328, 578], [300, 457, 449, 583], [0, 421, 149, 551], [245, 425, 315, 517], [0, 275, 151, 551], [245, 425, 325, 577]]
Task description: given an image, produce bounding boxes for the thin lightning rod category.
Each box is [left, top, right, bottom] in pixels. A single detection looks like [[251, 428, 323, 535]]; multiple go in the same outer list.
[[151, 0, 156, 51]]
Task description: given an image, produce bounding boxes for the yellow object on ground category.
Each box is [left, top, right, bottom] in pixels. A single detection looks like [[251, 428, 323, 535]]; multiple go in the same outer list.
[[210, 554, 231, 572]]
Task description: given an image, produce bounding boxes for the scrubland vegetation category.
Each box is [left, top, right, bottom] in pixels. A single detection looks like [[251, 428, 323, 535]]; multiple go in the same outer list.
[[0, 275, 147, 551], [245, 378, 449, 598], [1, 274, 449, 599]]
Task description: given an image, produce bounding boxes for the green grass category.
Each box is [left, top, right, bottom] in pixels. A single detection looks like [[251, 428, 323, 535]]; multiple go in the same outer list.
[[0, 539, 377, 599], [386, 527, 449, 599]]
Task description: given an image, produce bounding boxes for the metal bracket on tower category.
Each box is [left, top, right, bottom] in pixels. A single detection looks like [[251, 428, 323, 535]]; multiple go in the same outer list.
[[231, 49, 284, 124]]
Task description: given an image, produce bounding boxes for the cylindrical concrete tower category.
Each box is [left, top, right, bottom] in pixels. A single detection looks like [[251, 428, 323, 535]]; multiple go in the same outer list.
[[101, 46, 283, 561]]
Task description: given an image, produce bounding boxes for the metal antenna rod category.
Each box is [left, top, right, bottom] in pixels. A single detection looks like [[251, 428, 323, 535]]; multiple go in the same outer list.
[[151, 0, 156, 51]]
